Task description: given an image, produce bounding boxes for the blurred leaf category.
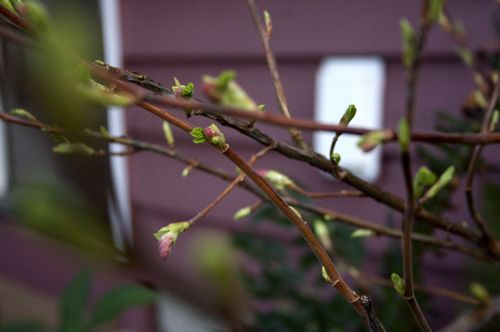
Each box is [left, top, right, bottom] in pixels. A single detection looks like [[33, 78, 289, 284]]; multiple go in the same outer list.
[[10, 108, 37, 122], [421, 166, 455, 202], [88, 285, 157, 329], [162, 121, 175, 148], [10, 181, 117, 257], [52, 142, 95, 156], [397, 118, 410, 151], [0, 322, 45, 332], [469, 282, 490, 302], [413, 167, 437, 197], [481, 182, 500, 237], [351, 229, 374, 238], [400, 19, 415, 68], [58, 269, 91, 332]]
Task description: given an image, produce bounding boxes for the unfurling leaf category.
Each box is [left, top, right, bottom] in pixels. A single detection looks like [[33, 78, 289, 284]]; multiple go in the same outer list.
[[397, 118, 410, 152], [339, 104, 357, 126], [473, 90, 488, 109], [427, 0, 446, 23], [357, 130, 392, 152], [99, 126, 110, 137], [202, 71, 259, 111], [313, 219, 332, 250], [489, 110, 499, 132], [264, 10, 272, 37], [10, 108, 37, 122], [321, 266, 332, 283], [469, 282, 490, 302], [331, 152, 341, 164], [413, 167, 437, 197], [52, 142, 95, 156], [391, 273, 405, 295], [190, 127, 206, 144], [162, 121, 175, 148], [400, 18, 416, 69], [351, 229, 374, 238], [456, 47, 474, 67], [257, 169, 295, 191], [233, 206, 252, 220], [172, 78, 194, 98], [421, 166, 455, 202], [76, 80, 135, 107], [181, 165, 193, 177]]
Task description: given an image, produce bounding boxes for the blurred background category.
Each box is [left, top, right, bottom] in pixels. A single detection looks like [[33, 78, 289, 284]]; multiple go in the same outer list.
[[0, 0, 499, 331]]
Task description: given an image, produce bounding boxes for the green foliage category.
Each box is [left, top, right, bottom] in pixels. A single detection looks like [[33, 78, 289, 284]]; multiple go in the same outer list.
[[87, 285, 157, 329], [0, 322, 45, 332], [58, 269, 92, 332]]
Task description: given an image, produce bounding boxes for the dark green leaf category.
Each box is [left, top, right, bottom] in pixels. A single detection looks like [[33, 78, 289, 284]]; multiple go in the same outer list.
[[58, 269, 92, 332], [0, 322, 45, 332], [88, 285, 157, 328]]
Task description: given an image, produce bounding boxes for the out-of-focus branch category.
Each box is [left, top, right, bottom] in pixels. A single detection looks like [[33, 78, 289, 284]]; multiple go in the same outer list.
[[439, 297, 500, 332], [464, 79, 500, 255]]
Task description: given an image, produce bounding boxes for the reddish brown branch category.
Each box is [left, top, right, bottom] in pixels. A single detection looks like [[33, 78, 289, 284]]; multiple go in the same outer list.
[[245, 0, 306, 149]]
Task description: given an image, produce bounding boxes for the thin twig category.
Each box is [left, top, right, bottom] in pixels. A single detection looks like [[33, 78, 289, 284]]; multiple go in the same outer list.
[[399, 3, 432, 330], [189, 146, 273, 225], [464, 79, 500, 255], [245, 0, 307, 149]]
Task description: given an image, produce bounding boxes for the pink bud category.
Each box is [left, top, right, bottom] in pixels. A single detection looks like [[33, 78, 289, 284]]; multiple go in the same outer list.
[[203, 127, 216, 138], [158, 232, 176, 260]]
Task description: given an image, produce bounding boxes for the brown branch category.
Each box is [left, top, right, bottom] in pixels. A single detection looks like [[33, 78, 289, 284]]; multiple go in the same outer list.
[[88, 62, 485, 247], [188, 146, 272, 225], [399, 4, 433, 330], [245, 0, 306, 149], [135, 100, 384, 329], [464, 79, 500, 255], [2, 112, 493, 264], [292, 201, 493, 263]]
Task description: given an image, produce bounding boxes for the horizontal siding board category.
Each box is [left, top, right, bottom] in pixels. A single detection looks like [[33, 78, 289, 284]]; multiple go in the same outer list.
[[122, 0, 496, 59]]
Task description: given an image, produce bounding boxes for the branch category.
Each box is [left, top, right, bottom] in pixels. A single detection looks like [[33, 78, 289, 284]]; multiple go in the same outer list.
[[399, 3, 433, 330], [188, 146, 272, 225], [135, 100, 384, 329], [245, 0, 307, 149], [89, 62, 485, 247], [439, 297, 500, 332], [464, 79, 500, 255]]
